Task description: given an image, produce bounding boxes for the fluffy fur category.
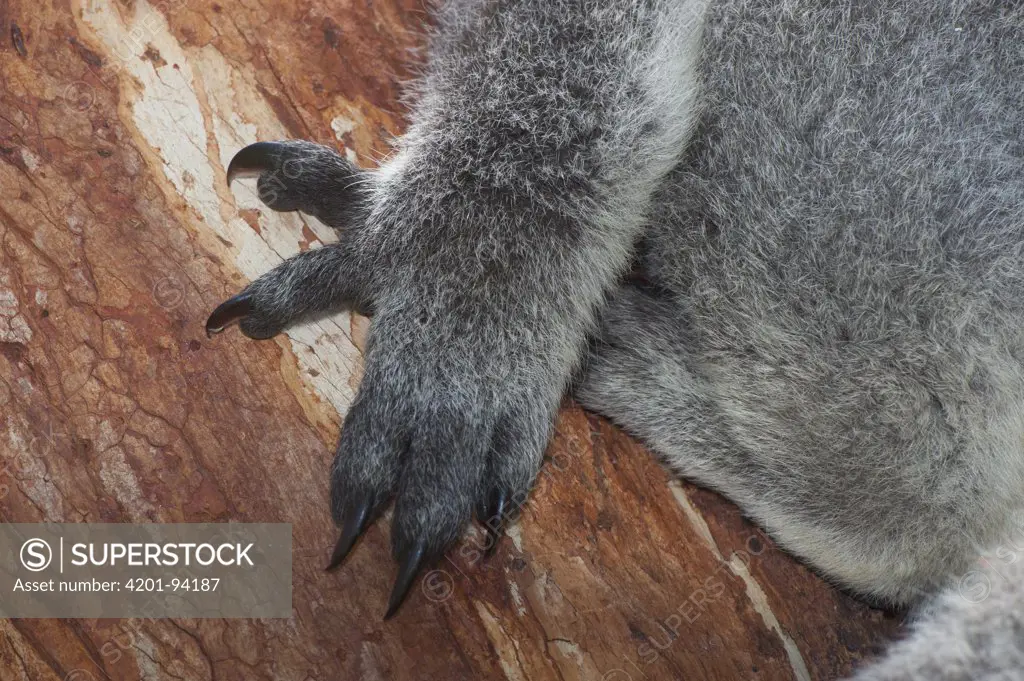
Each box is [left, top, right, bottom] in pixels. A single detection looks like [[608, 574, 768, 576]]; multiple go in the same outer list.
[[852, 546, 1024, 680], [213, 0, 1024, 676], [584, 0, 1024, 603], [221, 0, 709, 556]]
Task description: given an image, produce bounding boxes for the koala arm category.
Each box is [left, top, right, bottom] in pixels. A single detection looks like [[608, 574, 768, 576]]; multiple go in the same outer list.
[[211, 0, 710, 615], [367, 0, 709, 364], [357, 0, 710, 605]]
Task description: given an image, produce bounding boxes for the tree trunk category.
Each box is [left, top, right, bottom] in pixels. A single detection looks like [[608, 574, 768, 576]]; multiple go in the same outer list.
[[0, 0, 901, 678]]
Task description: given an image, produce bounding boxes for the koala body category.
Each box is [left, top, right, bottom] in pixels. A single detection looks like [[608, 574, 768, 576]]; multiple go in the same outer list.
[[585, 0, 1024, 604], [209, 0, 1024, 675]]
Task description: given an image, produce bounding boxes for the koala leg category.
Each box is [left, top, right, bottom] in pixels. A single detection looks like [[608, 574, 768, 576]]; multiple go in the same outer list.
[[577, 283, 740, 492]]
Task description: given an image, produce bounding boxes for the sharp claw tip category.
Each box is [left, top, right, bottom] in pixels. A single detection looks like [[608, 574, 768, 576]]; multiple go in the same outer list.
[[324, 499, 373, 572], [324, 543, 347, 572], [205, 293, 253, 336], [384, 540, 428, 620], [226, 142, 283, 186], [383, 599, 402, 620], [324, 536, 354, 572], [225, 158, 249, 186]]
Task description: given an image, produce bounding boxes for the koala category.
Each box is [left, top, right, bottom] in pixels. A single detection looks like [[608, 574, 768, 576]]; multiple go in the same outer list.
[[206, 0, 1024, 676]]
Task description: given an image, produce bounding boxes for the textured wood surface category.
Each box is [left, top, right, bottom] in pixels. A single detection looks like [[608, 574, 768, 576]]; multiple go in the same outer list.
[[0, 0, 902, 679]]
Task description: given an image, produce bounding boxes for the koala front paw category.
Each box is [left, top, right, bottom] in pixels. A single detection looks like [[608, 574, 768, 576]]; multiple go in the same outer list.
[[212, 141, 563, 618]]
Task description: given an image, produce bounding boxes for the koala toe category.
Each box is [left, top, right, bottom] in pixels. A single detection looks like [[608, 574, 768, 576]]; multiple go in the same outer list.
[[202, 285, 292, 341], [327, 373, 409, 570], [476, 405, 553, 554], [382, 409, 490, 614]]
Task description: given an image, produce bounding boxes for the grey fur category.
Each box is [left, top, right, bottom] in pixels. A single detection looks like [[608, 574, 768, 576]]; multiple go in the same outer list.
[[212, 0, 1024, 674], [851, 548, 1024, 680], [580, 1, 1024, 675], [222, 0, 708, 558]]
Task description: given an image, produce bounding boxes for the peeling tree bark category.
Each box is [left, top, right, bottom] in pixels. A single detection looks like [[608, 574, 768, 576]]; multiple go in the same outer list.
[[0, 1, 903, 679]]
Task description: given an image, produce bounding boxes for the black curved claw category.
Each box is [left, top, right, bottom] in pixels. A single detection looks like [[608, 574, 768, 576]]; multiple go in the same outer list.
[[384, 539, 428, 620], [226, 142, 286, 185], [205, 293, 254, 338], [325, 496, 374, 572], [479, 490, 507, 557]]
